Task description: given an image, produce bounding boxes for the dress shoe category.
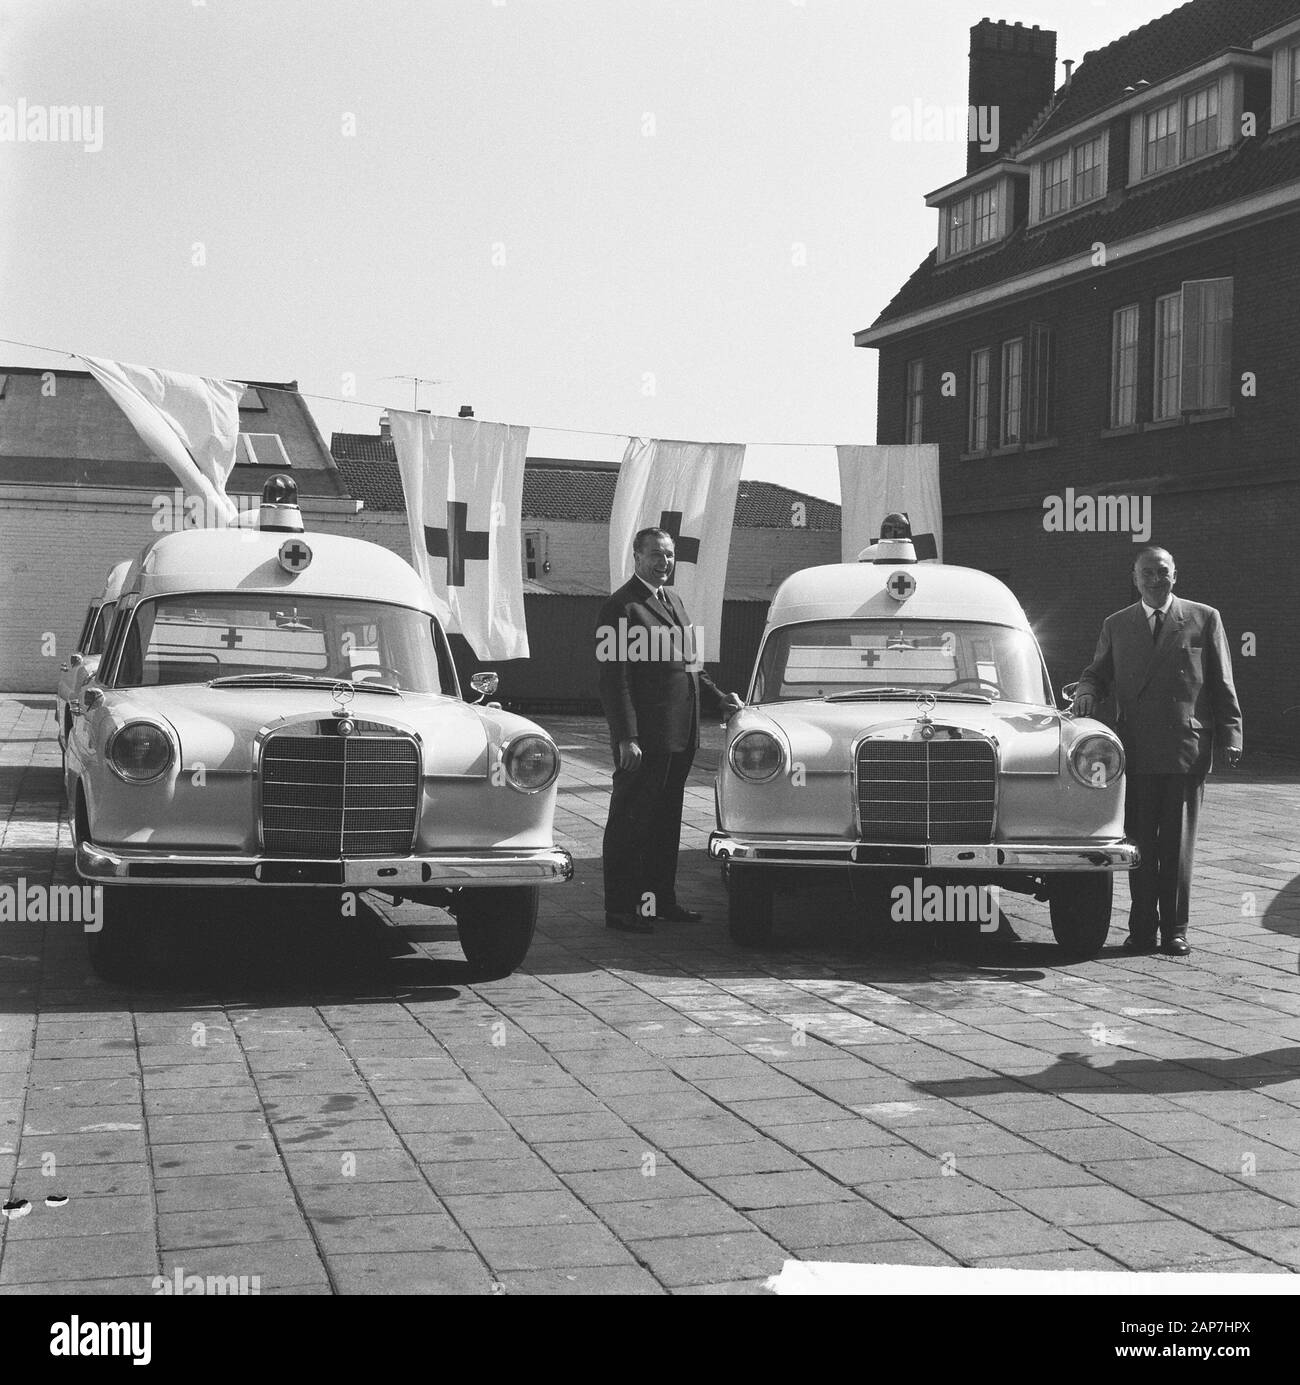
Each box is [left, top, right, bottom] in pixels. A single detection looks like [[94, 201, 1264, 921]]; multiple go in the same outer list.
[[654, 905, 703, 923], [1122, 934, 1158, 954], [605, 912, 654, 934], [1163, 935, 1190, 956]]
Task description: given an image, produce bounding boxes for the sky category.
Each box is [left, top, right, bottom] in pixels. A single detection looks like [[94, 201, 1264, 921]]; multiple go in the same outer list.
[[0, 0, 1181, 501]]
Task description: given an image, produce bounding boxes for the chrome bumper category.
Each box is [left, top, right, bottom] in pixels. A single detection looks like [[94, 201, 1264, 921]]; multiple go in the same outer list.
[[76, 840, 574, 888], [708, 832, 1138, 872]]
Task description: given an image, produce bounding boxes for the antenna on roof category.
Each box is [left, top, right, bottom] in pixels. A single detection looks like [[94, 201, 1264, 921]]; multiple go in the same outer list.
[[383, 375, 449, 411]]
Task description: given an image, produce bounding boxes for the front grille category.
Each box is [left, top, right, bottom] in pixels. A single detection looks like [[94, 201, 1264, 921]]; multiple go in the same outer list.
[[260, 723, 420, 857], [855, 737, 996, 845]]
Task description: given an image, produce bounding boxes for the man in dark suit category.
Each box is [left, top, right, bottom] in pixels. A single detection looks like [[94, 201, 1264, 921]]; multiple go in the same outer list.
[[1072, 546, 1242, 956], [597, 527, 742, 933]]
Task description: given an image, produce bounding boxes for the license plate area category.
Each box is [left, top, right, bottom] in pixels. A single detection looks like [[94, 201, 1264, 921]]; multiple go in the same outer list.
[[343, 859, 426, 886], [929, 844, 998, 867]]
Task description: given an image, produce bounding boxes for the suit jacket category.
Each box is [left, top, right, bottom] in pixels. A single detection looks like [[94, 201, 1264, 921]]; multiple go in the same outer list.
[[596, 576, 727, 754], [1076, 596, 1243, 776]]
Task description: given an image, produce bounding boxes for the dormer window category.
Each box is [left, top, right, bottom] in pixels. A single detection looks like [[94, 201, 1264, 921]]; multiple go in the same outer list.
[[947, 201, 970, 257], [972, 188, 998, 245], [1033, 133, 1106, 223], [1133, 79, 1224, 182], [932, 170, 1016, 262], [1183, 84, 1218, 159], [1042, 153, 1069, 217], [1143, 101, 1179, 175], [1072, 135, 1104, 202]]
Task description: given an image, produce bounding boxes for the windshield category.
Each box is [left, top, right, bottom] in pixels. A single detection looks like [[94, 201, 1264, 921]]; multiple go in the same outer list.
[[752, 620, 1051, 705], [112, 594, 453, 694]]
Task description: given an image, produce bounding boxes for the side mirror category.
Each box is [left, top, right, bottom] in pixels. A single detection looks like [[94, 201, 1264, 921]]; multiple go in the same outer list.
[[469, 671, 499, 704], [1060, 681, 1079, 715], [69, 652, 84, 669]]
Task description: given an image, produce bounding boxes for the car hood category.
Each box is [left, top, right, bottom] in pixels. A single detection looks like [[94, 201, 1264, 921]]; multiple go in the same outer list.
[[103, 684, 496, 776], [741, 698, 1071, 774]]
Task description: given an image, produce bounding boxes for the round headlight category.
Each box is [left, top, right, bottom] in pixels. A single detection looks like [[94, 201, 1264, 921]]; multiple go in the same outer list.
[[730, 730, 784, 782], [108, 722, 174, 783], [501, 734, 559, 793], [1069, 733, 1124, 789]]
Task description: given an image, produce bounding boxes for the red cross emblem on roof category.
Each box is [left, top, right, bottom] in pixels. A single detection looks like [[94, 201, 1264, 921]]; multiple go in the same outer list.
[[886, 570, 916, 602], [278, 538, 313, 573]]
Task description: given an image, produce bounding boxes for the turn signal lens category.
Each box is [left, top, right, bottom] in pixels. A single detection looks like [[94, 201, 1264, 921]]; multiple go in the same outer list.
[[730, 730, 784, 782], [501, 735, 560, 793], [1069, 734, 1124, 789], [108, 722, 174, 783]]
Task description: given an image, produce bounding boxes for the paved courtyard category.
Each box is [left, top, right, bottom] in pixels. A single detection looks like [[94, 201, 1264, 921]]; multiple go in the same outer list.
[[2, 694, 1299, 1293]]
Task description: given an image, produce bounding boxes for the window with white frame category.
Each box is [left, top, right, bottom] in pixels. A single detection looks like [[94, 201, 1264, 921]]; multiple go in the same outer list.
[[1042, 153, 1069, 218], [968, 348, 991, 452], [947, 199, 970, 257], [1110, 305, 1140, 428], [1072, 135, 1104, 204], [1143, 102, 1178, 175], [1292, 42, 1300, 118], [973, 187, 998, 245], [1153, 293, 1182, 420], [1181, 277, 1233, 411], [905, 359, 924, 443], [1183, 84, 1219, 159], [1000, 339, 1024, 446]]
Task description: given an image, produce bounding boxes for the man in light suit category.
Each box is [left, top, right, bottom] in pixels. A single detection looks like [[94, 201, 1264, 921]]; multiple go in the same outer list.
[[1072, 547, 1242, 956], [597, 527, 743, 934]]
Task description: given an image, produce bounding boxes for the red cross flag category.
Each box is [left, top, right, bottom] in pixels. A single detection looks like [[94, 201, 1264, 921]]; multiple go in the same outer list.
[[608, 438, 745, 662], [836, 444, 943, 563], [83, 356, 243, 527], [389, 410, 530, 661]]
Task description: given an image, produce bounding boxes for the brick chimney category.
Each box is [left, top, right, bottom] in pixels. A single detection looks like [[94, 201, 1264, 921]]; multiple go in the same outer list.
[[967, 18, 1057, 174], [378, 413, 391, 437]]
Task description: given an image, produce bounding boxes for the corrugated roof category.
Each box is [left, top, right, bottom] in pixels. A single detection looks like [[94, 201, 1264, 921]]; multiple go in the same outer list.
[[331, 435, 842, 529]]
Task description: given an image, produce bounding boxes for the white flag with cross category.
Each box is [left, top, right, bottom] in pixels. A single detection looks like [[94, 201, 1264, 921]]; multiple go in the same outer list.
[[389, 410, 530, 661], [836, 444, 943, 562], [608, 437, 745, 663]]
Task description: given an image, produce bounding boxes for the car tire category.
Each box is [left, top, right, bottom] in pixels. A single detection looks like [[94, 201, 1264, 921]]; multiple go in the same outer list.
[[86, 885, 152, 981], [453, 886, 538, 979], [1049, 874, 1113, 957], [726, 864, 774, 946]]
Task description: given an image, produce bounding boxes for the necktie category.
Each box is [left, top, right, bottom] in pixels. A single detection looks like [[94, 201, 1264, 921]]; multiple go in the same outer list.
[[1151, 610, 1163, 643]]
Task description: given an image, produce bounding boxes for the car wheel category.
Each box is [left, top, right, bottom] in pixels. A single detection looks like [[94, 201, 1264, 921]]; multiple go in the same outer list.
[[86, 885, 152, 981], [726, 865, 774, 946], [1049, 874, 1113, 958], [452, 886, 538, 979]]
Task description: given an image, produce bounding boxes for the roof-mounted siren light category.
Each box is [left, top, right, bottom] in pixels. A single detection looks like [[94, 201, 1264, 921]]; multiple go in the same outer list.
[[858, 511, 918, 565], [259, 473, 304, 533]]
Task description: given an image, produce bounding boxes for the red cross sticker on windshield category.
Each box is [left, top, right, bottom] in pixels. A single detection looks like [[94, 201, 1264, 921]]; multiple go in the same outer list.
[[278, 539, 313, 573], [886, 571, 916, 602]]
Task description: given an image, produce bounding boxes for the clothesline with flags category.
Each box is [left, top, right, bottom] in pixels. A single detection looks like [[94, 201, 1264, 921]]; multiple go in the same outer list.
[[7, 337, 945, 662]]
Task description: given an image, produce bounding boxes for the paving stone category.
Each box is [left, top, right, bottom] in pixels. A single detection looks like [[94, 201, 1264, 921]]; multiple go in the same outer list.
[[505, 1112, 636, 1144], [143, 1086, 264, 1116], [4, 1192, 153, 1239], [670, 1140, 810, 1178], [326, 1250, 495, 1294], [296, 1180, 445, 1219], [789, 1239, 962, 1267], [859, 1176, 1021, 1219], [0, 1232, 158, 1284], [404, 1129, 533, 1163], [0, 1277, 159, 1295], [15, 1163, 152, 1199], [441, 1191, 598, 1229], [281, 1148, 422, 1183], [386, 1103, 512, 1135], [1004, 1184, 1169, 1227], [1216, 1227, 1300, 1268], [495, 1265, 665, 1294], [951, 1153, 1103, 1188], [772, 1119, 900, 1153], [559, 1166, 704, 1204], [159, 1240, 329, 1292], [468, 1222, 635, 1271], [968, 1247, 1125, 1271], [591, 1196, 754, 1240], [746, 1199, 909, 1248], [1070, 1219, 1254, 1270], [903, 1209, 1082, 1260], [1148, 1190, 1300, 1233], [155, 1172, 299, 1213], [725, 1095, 856, 1128], [1082, 1156, 1244, 1197], [148, 1112, 271, 1144], [310, 1213, 474, 1253], [18, 1132, 146, 1165], [701, 1169, 856, 1209], [533, 1136, 661, 1173], [628, 1114, 764, 1146], [628, 1231, 788, 1287], [483, 1086, 610, 1118], [152, 1140, 284, 1177], [421, 1159, 567, 1197], [801, 1143, 940, 1183], [158, 1204, 313, 1251]]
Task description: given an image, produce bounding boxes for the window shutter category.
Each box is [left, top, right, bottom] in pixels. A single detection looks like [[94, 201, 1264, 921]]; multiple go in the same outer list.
[[1181, 278, 1233, 411], [1273, 45, 1289, 130], [1128, 113, 1145, 184], [1026, 323, 1053, 440]]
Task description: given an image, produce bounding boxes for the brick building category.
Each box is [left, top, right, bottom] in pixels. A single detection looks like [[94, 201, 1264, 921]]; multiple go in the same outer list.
[[330, 424, 842, 708], [855, 2, 1300, 752], [0, 366, 356, 691]]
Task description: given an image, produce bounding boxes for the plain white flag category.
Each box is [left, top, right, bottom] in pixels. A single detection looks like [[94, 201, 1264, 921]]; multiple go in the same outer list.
[[837, 444, 943, 562], [390, 411, 530, 661], [83, 356, 243, 525], [609, 438, 745, 662]]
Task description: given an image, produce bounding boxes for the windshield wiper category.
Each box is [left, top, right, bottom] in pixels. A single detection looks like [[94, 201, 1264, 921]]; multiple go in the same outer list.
[[208, 674, 402, 696]]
